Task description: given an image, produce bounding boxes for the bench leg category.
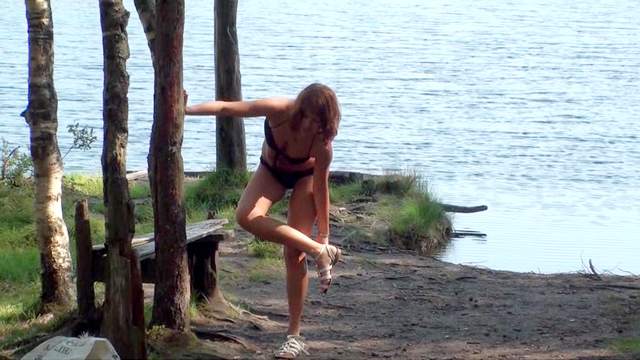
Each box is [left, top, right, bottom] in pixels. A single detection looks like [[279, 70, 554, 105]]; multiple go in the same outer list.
[[190, 241, 222, 303]]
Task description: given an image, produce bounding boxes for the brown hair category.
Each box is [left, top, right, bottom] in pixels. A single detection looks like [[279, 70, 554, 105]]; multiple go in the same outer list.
[[291, 83, 341, 143]]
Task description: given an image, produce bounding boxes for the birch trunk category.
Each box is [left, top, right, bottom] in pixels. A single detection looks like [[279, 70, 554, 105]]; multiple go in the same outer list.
[[99, 1, 146, 357], [215, 0, 246, 171], [149, 0, 190, 331], [23, 0, 73, 311]]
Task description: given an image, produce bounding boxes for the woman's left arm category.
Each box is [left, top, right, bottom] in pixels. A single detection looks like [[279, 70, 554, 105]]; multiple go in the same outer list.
[[313, 141, 333, 245]]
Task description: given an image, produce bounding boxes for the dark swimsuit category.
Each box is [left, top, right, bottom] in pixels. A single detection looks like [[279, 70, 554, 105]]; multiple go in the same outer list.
[[260, 119, 315, 189]]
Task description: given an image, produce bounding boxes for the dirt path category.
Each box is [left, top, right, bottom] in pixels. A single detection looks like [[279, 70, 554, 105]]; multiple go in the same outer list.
[[191, 229, 640, 360]]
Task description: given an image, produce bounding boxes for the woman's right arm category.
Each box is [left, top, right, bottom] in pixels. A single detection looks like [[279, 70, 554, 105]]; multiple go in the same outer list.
[[185, 94, 290, 117]]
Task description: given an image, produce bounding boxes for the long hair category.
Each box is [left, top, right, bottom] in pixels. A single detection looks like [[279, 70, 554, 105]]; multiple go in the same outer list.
[[291, 83, 341, 142]]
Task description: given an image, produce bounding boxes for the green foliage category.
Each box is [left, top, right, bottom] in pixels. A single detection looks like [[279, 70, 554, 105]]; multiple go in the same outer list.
[[330, 182, 364, 203], [0, 282, 39, 327], [64, 174, 103, 197], [374, 172, 417, 196], [63, 123, 97, 160], [134, 203, 154, 224], [130, 182, 151, 199], [1, 139, 32, 187], [0, 248, 39, 284], [248, 237, 282, 259], [185, 169, 249, 215], [389, 193, 444, 238], [0, 184, 34, 227], [611, 338, 640, 354]]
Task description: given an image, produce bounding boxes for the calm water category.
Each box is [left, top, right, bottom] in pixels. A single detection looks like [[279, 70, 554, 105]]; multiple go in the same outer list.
[[2, 0, 639, 274]]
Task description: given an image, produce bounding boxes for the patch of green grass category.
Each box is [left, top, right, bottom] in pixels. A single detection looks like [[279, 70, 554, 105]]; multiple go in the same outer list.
[[389, 193, 444, 237], [0, 282, 39, 325], [0, 248, 39, 284], [330, 182, 364, 204], [0, 293, 71, 355], [374, 172, 418, 197], [130, 183, 151, 199], [134, 203, 154, 224], [0, 185, 33, 227], [247, 258, 284, 283], [185, 169, 249, 214], [269, 200, 287, 218], [215, 206, 237, 228], [63, 174, 103, 197], [0, 226, 36, 250], [248, 238, 282, 259], [611, 338, 640, 354]]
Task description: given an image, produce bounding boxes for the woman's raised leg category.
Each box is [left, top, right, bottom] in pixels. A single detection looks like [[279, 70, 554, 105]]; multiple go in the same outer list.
[[236, 166, 326, 257]]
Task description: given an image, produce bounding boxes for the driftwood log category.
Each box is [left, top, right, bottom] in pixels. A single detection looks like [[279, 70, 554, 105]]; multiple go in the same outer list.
[[437, 203, 488, 213]]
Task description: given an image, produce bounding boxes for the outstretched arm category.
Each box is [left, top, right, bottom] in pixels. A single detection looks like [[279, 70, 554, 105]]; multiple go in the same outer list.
[[184, 92, 290, 117]]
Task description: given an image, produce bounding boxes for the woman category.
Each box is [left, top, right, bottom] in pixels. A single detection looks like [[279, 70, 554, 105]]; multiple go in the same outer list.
[[185, 83, 342, 358]]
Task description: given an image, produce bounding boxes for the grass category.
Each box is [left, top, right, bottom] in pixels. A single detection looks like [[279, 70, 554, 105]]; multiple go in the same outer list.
[[247, 258, 284, 283], [329, 172, 450, 254], [248, 238, 282, 259], [185, 169, 249, 222], [0, 169, 450, 350], [611, 338, 640, 354]]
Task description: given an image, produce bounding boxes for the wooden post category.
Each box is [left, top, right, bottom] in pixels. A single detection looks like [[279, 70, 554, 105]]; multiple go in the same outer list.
[[75, 200, 95, 321], [149, 0, 190, 331], [99, 0, 146, 357], [190, 240, 220, 302], [215, 0, 246, 171]]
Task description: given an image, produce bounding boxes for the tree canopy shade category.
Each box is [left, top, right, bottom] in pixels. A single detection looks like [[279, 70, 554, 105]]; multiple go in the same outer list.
[[22, 0, 74, 312], [148, 0, 191, 331]]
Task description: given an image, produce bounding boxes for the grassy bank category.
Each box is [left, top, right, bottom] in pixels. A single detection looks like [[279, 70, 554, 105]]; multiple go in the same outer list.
[[0, 170, 448, 351]]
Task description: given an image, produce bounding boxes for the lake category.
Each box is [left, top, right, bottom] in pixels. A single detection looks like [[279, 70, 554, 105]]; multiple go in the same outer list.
[[1, 0, 639, 274]]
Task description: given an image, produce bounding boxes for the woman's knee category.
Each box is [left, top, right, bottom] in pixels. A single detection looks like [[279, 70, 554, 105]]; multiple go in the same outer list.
[[235, 206, 255, 230]]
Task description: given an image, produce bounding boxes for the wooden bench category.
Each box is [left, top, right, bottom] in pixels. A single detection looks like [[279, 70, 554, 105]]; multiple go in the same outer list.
[[89, 218, 230, 301]]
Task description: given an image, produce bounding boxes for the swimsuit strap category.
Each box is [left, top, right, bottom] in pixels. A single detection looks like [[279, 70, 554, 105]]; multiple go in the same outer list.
[[264, 118, 315, 165]]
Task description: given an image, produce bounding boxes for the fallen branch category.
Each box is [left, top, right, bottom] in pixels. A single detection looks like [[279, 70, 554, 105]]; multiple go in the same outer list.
[[588, 259, 602, 281], [438, 203, 488, 213]]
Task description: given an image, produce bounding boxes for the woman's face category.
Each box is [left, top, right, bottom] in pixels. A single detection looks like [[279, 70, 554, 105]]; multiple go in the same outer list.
[[299, 109, 322, 134]]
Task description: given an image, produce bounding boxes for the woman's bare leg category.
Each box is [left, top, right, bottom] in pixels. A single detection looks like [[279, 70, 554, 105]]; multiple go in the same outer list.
[[236, 165, 326, 257], [284, 176, 315, 336]]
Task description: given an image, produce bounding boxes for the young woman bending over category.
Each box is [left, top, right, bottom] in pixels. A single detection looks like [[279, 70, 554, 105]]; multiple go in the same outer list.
[[185, 83, 342, 358]]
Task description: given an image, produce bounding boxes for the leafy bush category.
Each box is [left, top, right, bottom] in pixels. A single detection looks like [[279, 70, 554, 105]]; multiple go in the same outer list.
[[1, 140, 32, 187]]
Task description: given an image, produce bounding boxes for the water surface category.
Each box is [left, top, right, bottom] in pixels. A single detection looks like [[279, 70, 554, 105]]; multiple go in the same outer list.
[[1, 0, 639, 274]]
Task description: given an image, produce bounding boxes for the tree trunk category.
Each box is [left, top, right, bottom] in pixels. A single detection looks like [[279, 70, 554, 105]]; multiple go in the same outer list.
[[133, 0, 157, 67], [214, 0, 246, 171], [99, 1, 146, 357], [22, 0, 73, 312], [149, 0, 190, 331]]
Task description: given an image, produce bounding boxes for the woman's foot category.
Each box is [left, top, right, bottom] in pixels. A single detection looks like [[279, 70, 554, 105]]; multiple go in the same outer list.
[[274, 335, 309, 359], [314, 244, 342, 294]]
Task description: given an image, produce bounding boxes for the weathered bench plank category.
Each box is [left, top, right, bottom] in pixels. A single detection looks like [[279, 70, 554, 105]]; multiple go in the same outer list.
[[91, 218, 229, 285]]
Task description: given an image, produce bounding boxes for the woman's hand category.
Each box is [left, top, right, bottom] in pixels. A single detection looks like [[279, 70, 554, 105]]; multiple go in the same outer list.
[[183, 90, 190, 114]]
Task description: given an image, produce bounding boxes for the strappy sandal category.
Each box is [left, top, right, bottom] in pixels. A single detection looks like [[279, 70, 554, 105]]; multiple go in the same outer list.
[[314, 244, 342, 294]]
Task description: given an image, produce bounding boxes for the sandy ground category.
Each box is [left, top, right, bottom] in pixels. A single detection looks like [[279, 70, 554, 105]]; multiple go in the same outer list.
[[173, 226, 640, 360]]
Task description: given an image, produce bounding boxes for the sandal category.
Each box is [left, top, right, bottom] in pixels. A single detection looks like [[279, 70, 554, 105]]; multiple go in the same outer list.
[[315, 244, 342, 294], [274, 335, 309, 359]]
